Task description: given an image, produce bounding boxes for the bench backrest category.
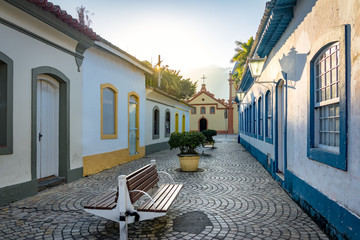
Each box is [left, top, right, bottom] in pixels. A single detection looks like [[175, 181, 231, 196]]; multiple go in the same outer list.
[[126, 164, 159, 204]]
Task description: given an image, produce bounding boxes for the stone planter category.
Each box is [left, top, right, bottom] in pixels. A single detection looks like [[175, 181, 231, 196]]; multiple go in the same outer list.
[[178, 154, 200, 172]]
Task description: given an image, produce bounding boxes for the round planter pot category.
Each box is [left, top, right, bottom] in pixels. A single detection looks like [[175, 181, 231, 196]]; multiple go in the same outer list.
[[178, 154, 200, 172]]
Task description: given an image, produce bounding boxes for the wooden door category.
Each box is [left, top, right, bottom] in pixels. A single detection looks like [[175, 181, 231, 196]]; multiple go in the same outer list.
[[37, 76, 59, 179]]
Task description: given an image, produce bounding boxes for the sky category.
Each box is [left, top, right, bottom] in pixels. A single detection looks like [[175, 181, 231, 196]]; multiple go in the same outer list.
[[50, 0, 268, 97]]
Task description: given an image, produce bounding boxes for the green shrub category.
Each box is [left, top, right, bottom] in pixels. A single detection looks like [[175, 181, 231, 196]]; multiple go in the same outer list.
[[201, 129, 217, 143], [168, 131, 206, 155]]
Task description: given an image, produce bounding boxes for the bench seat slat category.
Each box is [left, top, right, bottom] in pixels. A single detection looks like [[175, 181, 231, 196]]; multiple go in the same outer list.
[[137, 184, 183, 212], [158, 184, 183, 212], [128, 167, 158, 191], [130, 176, 159, 203], [84, 190, 118, 210], [153, 184, 181, 212], [85, 191, 115, 208], [127, 165, 156, 187], [138, 184, 171, 210], [126, 164, 151, 181]]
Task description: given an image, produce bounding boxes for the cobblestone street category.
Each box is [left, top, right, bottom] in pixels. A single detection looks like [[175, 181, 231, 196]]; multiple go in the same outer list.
[[0, 135, 328, 239]]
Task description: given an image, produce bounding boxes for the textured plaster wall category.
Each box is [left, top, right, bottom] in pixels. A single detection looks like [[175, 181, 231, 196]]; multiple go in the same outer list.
[[82, 46, 146, 157], [240, 0, 360, 217], [145, 90, 190, 145], [0, 6, 82, 187]]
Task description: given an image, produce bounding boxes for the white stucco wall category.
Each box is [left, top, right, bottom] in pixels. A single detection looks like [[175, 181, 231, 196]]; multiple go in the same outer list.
[[0, 1, 82, 188], [239, 0, 360, 216], [82, 45, 146, 157], [145, 89, 191, 146]]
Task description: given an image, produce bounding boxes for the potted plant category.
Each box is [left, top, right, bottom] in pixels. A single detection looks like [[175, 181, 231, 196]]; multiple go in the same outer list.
[[168, 131, 206, 171], [201, 129, 217, 148]]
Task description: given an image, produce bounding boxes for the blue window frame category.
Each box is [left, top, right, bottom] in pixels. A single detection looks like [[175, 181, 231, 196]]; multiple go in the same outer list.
[[258, 96, 264, 140], [308, 40, 347, 170], [249, 104, 252, 135], [265, 90, 273, 144], [253, 101, 257, 137], [0, 51, 13, 155]]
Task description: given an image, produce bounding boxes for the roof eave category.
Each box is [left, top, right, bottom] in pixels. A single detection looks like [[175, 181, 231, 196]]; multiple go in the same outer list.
[[95, 41, 153, 74]]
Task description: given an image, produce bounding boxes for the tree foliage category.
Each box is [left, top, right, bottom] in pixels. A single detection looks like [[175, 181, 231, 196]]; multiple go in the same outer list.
[[230, 37, 254, 86], [143, 61, 197, 100]]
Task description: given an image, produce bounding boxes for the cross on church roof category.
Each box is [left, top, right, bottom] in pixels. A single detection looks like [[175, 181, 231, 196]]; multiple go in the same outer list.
[[201, 75, 207, 84]]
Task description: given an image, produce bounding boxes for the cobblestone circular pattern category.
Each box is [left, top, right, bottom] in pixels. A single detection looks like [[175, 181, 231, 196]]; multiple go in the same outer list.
[[0, 136, 328, 239]]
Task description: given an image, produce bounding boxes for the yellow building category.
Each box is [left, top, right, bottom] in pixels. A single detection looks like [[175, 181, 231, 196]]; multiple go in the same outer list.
[[187, 74, 238, 134]]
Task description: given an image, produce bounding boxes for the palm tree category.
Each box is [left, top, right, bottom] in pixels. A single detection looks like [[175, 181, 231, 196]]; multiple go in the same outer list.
[[230, 37, 254, 85]]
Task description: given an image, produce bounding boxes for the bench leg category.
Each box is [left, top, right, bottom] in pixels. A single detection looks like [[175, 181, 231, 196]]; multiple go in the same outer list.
[[119, 215, 128, 240]]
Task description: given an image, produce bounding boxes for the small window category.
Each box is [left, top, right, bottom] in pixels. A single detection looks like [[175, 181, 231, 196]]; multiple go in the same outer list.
[[210, 106, 215, 114], [201, 107, 206, 114], [265, 90, 273, 143], [165, 110, 170, 137], [182, 114, 186, 132], [249, 104, 253, 134], [0, 52, 13, 154], [153, 107, 160, 139], [258, 96, 263, 139], [101, 84, 118, 139], [191, 107, 196, 114], [175, 113, 179, 133], [253, 101, 257, 136]]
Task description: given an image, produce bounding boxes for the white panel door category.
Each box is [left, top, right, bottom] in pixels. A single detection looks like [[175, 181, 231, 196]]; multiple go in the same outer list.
[[129, 97, 137, 156], [37, 77, 59, 179]]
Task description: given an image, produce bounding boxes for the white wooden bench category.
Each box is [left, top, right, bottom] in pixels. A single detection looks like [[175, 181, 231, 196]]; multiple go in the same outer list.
[[84, 160, 183, 240]]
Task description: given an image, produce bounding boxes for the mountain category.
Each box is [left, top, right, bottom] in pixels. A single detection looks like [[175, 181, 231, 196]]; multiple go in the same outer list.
[[182, 65, 232, 100]]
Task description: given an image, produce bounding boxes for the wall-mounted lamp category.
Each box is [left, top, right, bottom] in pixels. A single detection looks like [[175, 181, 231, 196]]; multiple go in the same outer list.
[[248, 54, 276, 88], [248, 54, 267, 79], [235, 90, 246, 103]]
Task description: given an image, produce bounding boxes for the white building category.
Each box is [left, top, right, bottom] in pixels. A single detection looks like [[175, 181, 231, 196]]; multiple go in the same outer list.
[[145, 87, 192, 155], [0, 0, 96, 205], [236, 0, 360, 238], [81, 40, 153, 176]]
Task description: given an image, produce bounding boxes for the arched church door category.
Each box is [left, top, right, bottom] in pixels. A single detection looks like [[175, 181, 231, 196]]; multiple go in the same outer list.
[[199, 118, 207, 132]]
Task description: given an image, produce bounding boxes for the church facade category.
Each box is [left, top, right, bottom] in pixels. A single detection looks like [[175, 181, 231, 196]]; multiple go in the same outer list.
[[187, 74, 238, 134]]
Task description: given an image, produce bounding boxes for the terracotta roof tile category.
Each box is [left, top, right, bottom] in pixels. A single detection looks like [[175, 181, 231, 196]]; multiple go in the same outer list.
[[27, 0, 101, 40]]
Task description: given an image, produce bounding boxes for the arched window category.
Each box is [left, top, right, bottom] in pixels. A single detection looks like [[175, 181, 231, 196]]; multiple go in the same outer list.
[[258, 96, 263, 139], [253, 100, 257, 136], [210, 106, 215, 114], [200, 107, 206, 114], [175, 113, 179, 133], [182, 114, 186, 132], [307, 26, 348, 170], [153, 107, 160, 139], [101, 84, 118, 139], [249, 104, 252, 134], [0, 51, 13, 154], [314, 43, 340, 149], [265, 90, 272, 142], [191, 107, 196, 114], [165, 110, 170, 137]]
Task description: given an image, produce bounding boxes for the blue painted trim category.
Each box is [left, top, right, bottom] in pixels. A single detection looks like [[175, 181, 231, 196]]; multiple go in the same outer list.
[[240, 138, 272, 174], [285, 170, 360, 240], [253, 100, 257, 138], [240, 137, 360, 239], [264, 90, 273, 144], [257, 95, 264, 141], [307, 26, 348, 171]]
